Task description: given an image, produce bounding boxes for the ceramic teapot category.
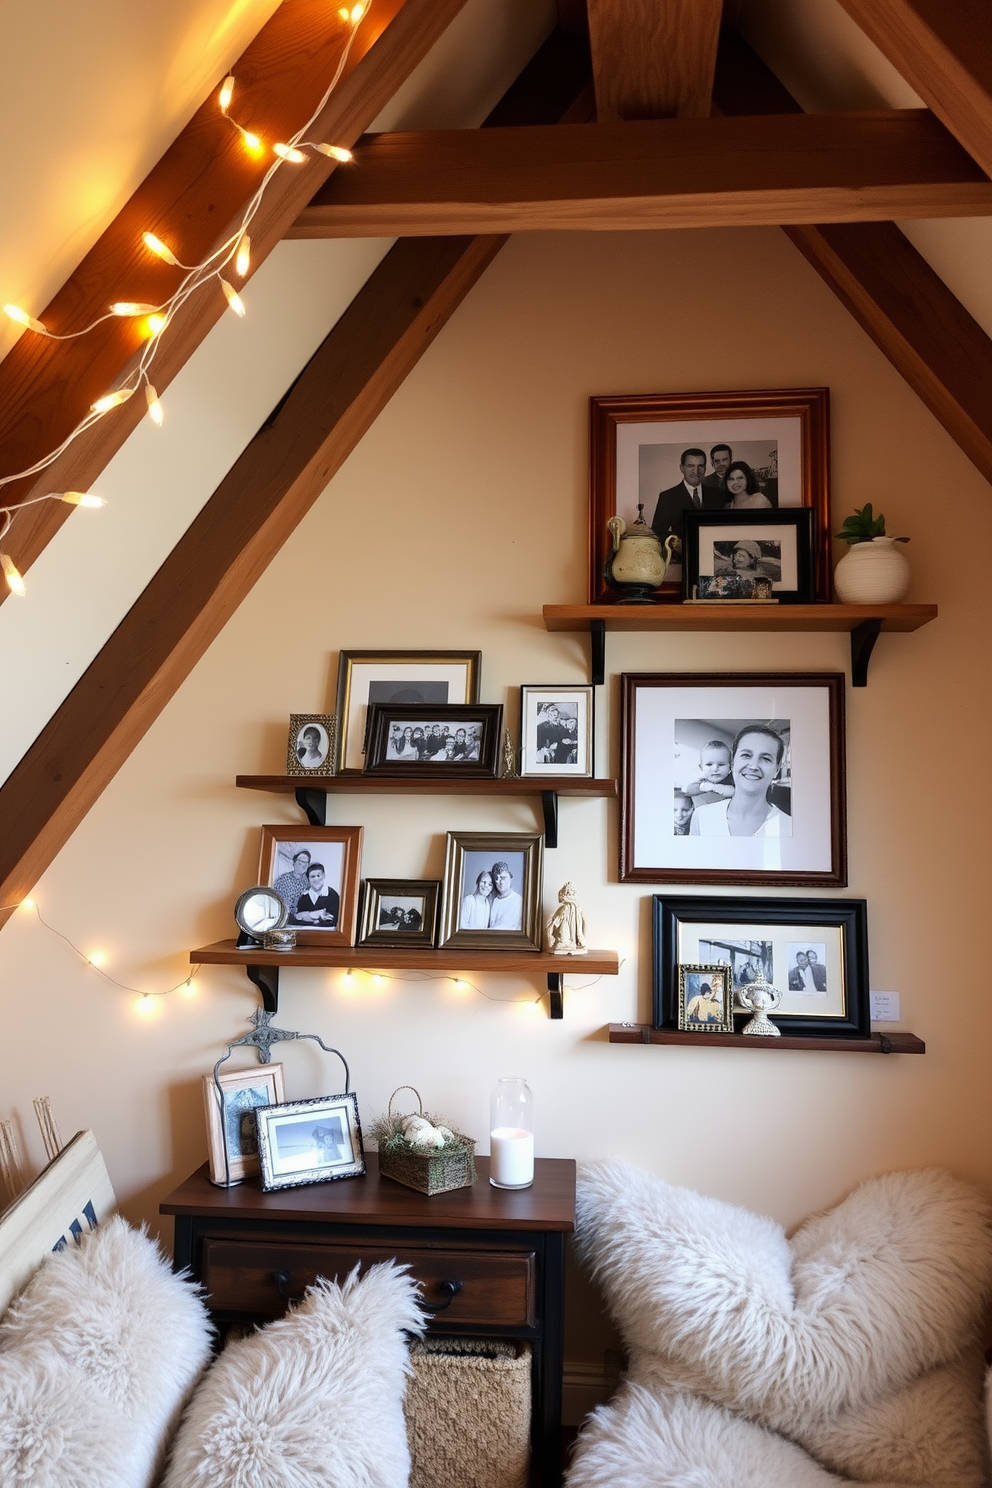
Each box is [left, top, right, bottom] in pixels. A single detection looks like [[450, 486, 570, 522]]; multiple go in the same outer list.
[[605, 505, 677, 603]]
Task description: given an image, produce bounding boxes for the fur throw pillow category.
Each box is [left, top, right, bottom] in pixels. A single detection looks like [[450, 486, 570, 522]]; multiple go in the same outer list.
[[162, 1260, 424, 1488], [569, 1162, 992, 1488], [0, 1216, 213, 1488]]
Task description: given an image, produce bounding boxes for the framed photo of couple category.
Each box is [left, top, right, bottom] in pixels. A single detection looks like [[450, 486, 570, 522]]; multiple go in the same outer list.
[[438, 832, 544, 951], [620, 673, 846, 887], [588, 388, 830, 602], [258, 825, 363, 946]]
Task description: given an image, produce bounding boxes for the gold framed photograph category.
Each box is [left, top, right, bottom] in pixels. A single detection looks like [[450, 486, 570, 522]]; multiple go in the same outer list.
[[334, 650, 481, 773], [677, 965, 734, 1034], [202, 1063, 286, 1187], [438, 832, 544, 952], [258, 825, 363, 946], [286, 714, 336, 775]]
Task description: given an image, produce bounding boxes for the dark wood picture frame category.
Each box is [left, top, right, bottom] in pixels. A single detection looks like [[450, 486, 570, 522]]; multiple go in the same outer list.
[[589, 388, 830, 603], [654, 896, 870, 1039], [357, 879, 441, 948], [620, 673, 847, 887], [364, 704, 502, 777], [682, 508, 815, 604]]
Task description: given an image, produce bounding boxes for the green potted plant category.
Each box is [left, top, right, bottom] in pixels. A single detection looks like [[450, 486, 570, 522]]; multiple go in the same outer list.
[[833, 503, 910, 603]]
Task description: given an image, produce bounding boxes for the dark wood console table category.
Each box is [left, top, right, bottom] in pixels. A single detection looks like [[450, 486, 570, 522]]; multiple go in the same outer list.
[[161, 1154, 576, 1485]]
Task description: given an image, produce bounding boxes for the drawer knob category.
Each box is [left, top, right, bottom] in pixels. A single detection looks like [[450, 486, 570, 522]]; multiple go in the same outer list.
[[273, 1268, 306, 1302], [430, 1278, 463, 1312]]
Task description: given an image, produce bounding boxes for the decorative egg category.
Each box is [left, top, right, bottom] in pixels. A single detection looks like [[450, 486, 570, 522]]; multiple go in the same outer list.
[[434, 1126, 456, 1144], [402, 1115, 434, 1141]]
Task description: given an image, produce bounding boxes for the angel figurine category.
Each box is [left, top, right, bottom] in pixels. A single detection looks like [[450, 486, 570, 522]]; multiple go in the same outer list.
[[547, 881, 588, 955]]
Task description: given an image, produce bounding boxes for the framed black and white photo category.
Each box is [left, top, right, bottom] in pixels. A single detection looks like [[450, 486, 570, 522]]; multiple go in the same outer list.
[[286, 713, 336, 775], [438, 832, 544, 951], [677, 965, 734, 1034], [682, 509, 815, 603], [258, 825, 363, 946], [519, 685, 594, 777], [621, 673, 846, 886], [364, 704, 502, 777], [358, 879, 440, 948], [256, 1093, 365, 1192], [202, 1063, 286, 1186], [335, 650, 481, 773], [654, 896, 869, 1038], [589, 388, 830, 602]]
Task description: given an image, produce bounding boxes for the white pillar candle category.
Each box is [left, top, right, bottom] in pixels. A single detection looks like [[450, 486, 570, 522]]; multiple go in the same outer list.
[[489, 1126, 534, 1189]]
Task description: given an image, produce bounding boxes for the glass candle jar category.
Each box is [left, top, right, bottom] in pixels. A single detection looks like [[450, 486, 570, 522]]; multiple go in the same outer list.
[[489, 1077, 534, 1189]]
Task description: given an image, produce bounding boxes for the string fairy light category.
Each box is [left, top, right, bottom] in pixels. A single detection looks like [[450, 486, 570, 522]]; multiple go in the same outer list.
[[0, 4, 370, 595]]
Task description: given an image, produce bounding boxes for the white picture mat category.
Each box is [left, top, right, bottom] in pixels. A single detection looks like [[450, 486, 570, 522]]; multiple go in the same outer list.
[[698, 524, 798, 590], [521, 688, 592, 775], [678, 920, 847, 1019], [342, 662, 474, 771], [633, 683, 833, 873]]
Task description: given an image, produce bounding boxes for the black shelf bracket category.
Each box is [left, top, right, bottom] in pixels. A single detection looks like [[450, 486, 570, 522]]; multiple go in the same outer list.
[[541, 791, 559, 848], [245, 963, 279, 1013], [850, 619, 883, 687], [590, 619, 605, 687], [294, 786, 327, 825], [547, 973, 563, 1019]]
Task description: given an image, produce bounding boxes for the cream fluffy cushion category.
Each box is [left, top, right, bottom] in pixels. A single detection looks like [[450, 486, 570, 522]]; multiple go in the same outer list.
[[163, 1260, 424, 1488], [569, 1162, 992, 1488], [0, 1216, 213, 1488]]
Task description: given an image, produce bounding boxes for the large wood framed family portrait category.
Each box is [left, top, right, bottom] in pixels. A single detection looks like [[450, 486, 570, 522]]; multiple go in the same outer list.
[[589, 388, 830, 602]]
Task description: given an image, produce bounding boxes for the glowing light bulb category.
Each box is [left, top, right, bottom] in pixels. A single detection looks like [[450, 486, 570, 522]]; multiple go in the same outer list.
[[21, 898, 36, 910], [316, 143, 353, 162], [87, 950, 107, 968], [142, 232, 180, 266], [218, 74, 235, 113], [145, 314, 167, 337], [1, 553, 25, 597], [111, 301, 158, 316], [350, 4, 366, 21], [145, 384, 163, 426], [182, 977, 197, 998], [135, 993, 160, 1019], [3, 304, 47, 333], [238, 126, 262, 153], [373, 974, 383, 985], [91, 388, 134, 413], [273, 142, 306, 163], [58, 491, 106, 507], [235, 233, 251, 278], [220, 278, 246, 317]]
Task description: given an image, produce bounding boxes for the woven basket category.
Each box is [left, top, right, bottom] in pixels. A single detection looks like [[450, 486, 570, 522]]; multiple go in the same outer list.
[[377, 1087, 476, 1197], [406, 1336, 531, 1488]]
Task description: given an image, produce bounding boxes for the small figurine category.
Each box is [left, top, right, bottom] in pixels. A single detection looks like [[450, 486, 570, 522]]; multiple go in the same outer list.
[[738, 973, 783, 1037], [501, 727, 518, 778], [547, 881, 588, 955]]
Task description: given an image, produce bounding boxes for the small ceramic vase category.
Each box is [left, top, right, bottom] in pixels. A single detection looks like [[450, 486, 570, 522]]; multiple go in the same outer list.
[[605, 506, 677, 603], [833, 537, 910, 604]]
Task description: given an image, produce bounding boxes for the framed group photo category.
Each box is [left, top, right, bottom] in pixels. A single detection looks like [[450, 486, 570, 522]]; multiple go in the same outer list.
[[202, 1063, 286, 1187], [438, 832, 544, 951], [519, 685, 594, 777], [364, 704, 502, 777], [654, 896, 870, 1039], [682, 509, 815, 604], [589, 388, 830, 602], [620, 673, 846, 886], [358, 879, 440, 948], [334, 650, 481, 773], [258, 825, 363, 946], [256, 1093, 366, 1192]]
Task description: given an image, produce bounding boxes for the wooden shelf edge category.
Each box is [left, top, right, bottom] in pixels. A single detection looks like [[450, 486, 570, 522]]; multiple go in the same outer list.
[[191, 940, 620, 975], [607, 1023, 925, 1053], [236, 775, 617, 796], [543, 603, 937, 634]]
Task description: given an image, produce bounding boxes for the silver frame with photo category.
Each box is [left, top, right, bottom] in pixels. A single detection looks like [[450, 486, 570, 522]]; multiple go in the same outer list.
[[256, 1093, 366, 1192], [203, 1063, 286, 1186], [286, 713, 337, 776], [358, 879, 440, 948], [334, 650, 481, 774], [519, 685, 595, 778], [438, 832, 544, 951], [677, 965, 734, 1034]]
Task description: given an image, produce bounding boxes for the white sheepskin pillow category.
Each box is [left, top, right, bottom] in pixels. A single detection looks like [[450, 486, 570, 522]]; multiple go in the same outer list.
[[162, 1260, 424, 1488], [0, 1215, 213, 1488]]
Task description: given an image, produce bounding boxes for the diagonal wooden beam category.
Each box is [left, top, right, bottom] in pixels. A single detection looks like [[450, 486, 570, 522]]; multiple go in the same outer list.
[[834, 0, 992, 179], [586, 0, 723, 121], [0, 29, 594, 929], [291, 110, 992, 237], [0, 0, 471, 604], [713, 26, 992, 487]]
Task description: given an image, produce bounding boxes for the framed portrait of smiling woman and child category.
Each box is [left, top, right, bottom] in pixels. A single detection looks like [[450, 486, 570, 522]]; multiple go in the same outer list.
[[620, 673, 846, 887]]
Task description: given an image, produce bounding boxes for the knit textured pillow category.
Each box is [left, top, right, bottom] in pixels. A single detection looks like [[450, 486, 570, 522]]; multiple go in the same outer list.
[[162, 1261, 424, 1488]]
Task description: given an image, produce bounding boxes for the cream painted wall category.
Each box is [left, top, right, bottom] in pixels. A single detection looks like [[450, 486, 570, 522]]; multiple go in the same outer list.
[[1, 226, 990, 1388]]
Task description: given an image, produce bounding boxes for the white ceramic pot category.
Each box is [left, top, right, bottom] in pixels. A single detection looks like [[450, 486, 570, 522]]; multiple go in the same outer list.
[[833, 537, 910, 604]]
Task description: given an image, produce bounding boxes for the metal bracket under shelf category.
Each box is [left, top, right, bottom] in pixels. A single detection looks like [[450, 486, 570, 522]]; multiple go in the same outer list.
[[245, 963, 279, 1013], [294, 786, 327, 825], [547, 973, 563, 1019], [590, 619, 605, 687], [850, 618, 883, 687]]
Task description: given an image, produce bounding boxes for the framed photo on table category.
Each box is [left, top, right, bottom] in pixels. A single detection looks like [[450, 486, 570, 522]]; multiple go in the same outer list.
[[682, 509, 815, 604], [438, 832, 544, 951], [364, 704, 502, 777], [258, 825, 363, 946], [335, 650, 481, 773], [256, 1093, 366, 1192], [519, 685, 595, 777], [589, 388, 830, 602], [202, 1063, 286, 1186], [654, 896, 870, 1039], [620, 673, 846, 886]]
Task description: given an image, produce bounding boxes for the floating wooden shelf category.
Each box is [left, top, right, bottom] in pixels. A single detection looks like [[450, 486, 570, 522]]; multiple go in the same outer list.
[[542, 603, 938, 686], [190, 941, 621, 1021], [608, 1023, 925, 1054]]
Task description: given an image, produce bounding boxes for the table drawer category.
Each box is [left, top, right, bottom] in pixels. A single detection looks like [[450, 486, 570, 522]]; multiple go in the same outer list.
[[202, 1238, 537, 1328]]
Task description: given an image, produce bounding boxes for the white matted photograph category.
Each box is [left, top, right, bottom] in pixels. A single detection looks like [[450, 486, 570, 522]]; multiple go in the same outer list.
[[334, 650, 480, 773], [202, 1063, 286, 1187], [621, 674, 846, 886], [520, 685, 594, 777], [256, 1093, 365, 1191]]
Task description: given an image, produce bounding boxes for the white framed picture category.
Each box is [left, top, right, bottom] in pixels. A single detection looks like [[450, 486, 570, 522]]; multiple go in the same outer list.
[[519, 685, 594, 777], [202, 1063, 286, 1186]]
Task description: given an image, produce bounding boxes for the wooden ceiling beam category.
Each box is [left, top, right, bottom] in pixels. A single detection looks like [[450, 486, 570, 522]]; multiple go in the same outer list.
[[0, 0, 471, 605], [586, 0, 723, 121], [713, 27, 992, 487], [0, 29, 594, 928], [834, 0, 992, 179], [291, 109, 992, 237]]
